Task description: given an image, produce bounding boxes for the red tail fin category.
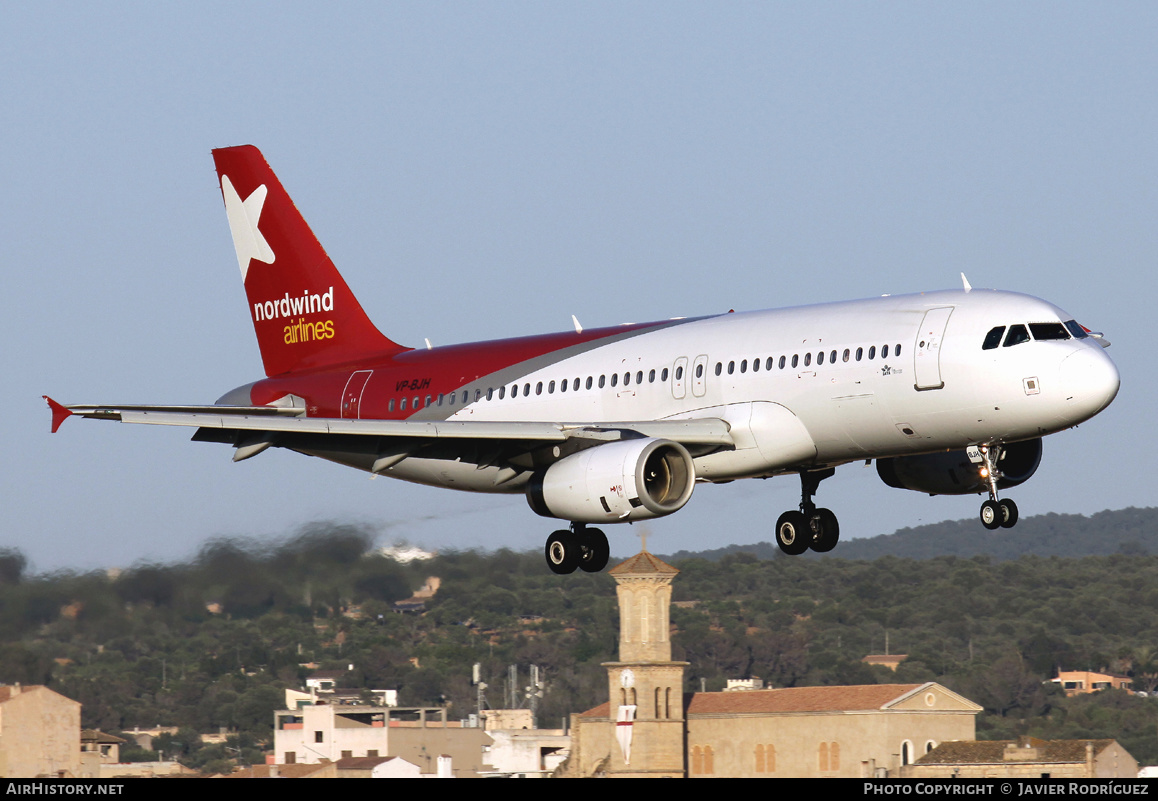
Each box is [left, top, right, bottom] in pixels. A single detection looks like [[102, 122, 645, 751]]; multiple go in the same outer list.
[[212, 145, 406, 377]]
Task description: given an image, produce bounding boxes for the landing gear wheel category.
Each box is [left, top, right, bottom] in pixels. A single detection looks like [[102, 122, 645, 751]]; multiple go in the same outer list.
[[577, 528, 610, 573], [980, 499, 1002, 530], [776, 511, 811, 556], [545, 530, 579, 574], [810, 508, 840, 553], [999, 499, 1019, 529]]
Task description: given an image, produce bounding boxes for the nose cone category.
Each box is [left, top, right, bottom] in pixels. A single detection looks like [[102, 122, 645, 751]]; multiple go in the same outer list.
[[1058, 347, 1120, 422]]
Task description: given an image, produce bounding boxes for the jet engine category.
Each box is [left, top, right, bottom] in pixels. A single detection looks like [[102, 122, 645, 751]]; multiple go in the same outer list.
[[527, 438, 695, 523], [876, 438, 1042, 496]]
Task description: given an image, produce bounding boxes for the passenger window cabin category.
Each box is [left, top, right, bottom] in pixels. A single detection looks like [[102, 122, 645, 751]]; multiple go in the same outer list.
[[424, 338, 917, 415]]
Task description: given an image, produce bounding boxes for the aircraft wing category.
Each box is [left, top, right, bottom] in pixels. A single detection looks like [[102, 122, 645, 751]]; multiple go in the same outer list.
[[45, 398, 734, 466]]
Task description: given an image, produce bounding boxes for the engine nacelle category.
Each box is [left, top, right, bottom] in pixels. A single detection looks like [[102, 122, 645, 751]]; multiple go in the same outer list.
[[527, 438, 696, 523], [876, 439, 1042, 496]]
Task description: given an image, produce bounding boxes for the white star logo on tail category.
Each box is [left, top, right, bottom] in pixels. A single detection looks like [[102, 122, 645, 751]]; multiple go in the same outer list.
[[221, 174, 275, 281]]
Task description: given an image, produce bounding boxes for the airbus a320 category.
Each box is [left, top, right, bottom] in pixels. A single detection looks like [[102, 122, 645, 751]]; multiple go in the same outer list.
[[46, 145, 1121, 574]]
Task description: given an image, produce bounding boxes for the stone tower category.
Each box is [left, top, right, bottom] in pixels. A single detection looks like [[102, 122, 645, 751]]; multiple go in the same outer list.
[[601, 549, 687, 778]]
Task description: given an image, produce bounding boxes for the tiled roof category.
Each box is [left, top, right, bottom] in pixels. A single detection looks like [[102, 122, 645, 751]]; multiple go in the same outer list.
[[688, 684, 924, 714], [223, 762, 335, 778], [335, 756, 395, 769], [0, 685, 48, 703], [608, 551, 679, 577], [580, 702, 611, 718], [581, 684, 930, 718], [916, 739, 1117, 765], [82, 729, 127, 744]]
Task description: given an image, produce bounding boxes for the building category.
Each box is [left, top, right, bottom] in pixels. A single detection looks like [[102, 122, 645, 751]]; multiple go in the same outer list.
[[79, 730, 126, 778], [863, 654, 908, 672], [1050, 670, 1132, 697], [0, 685, 81, 778], [80, 729, 124, 763], [274, 703, 493, 777], [902, 737, 1138, 779], [120, 726, 178, 753], [481, 728, 570, 777], [564, 549, 982, 778], [223, 762, 338, 779], [335, 755, 422, 778], [288, 685, 397, 709]]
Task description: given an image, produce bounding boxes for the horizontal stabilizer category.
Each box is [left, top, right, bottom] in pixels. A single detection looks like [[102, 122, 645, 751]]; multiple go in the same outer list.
[[43, 396, 72, 433]]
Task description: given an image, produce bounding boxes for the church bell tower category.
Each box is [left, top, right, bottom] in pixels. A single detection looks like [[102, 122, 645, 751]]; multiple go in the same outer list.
[[602, 549, 687, 778]]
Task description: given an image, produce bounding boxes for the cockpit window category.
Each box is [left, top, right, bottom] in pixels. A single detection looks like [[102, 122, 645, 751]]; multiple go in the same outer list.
[[982, 326, 1005, 350], [1064, 320, 1089, 339], [1003, 324, 1030, 347], [1029, 322, 1070, 341]]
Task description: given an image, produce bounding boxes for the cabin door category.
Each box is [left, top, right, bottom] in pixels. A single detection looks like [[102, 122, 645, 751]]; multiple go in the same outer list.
[[341, 370, 374, 418], [913, 307, 953, 390]]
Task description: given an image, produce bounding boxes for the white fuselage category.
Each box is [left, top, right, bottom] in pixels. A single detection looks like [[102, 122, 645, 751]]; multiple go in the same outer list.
[[381, 289, 1119, 492]]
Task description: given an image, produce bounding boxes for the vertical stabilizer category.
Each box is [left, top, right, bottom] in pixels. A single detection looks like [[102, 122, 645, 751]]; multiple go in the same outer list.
[[212, 145, 406, 377]]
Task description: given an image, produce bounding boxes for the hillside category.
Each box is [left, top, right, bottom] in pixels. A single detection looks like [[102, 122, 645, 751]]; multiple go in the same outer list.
[[665, 507, 1158, 562], [3, 507, 1158, 771]]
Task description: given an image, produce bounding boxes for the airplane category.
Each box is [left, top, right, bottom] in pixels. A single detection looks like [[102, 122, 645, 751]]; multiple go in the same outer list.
[[45, 145, 1121, 574]]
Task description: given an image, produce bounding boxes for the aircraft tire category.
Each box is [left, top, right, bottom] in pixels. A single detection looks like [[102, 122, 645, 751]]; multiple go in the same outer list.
[[810, 508, 840, 552], [545, 530, 580, 574], [776, 511, 811, 556], [999, 499, 1019, 528], [578, 528, 610, 573], [980, 500, 1003, 530]]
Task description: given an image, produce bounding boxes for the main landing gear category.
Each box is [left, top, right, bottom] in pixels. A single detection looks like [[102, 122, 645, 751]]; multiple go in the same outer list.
[[977, 444, 1019, 530], [545, 523, 611, 575], [776, 468, 840, 556]]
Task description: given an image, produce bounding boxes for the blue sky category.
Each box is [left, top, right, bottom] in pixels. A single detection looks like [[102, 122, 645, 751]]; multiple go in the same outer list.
[[6, 3, 1155, 572]]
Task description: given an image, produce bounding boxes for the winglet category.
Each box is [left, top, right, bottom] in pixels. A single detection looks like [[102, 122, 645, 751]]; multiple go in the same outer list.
[[44, 396, 72, 433], [961, 273, 972, 293]]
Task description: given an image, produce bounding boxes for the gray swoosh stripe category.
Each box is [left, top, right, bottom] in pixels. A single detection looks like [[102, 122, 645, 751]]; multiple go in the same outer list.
[[409, 316, 714, 421]]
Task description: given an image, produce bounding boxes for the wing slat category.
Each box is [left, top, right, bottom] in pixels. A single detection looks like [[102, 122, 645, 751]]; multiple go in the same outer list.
[[54, 403, 735, 447]]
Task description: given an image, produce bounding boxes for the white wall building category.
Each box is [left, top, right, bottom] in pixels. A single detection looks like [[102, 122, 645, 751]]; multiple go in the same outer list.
[[275, 704, 391, 764]]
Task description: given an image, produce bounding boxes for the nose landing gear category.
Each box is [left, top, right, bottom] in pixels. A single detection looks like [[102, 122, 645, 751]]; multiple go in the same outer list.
[[977, 444, 1019, 530], [545, 523, 610, 574], [775, 468, 840, 555]]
